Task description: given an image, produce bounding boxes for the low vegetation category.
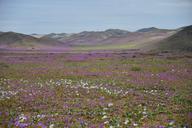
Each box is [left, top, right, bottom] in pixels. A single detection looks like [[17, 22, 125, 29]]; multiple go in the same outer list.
[[0, 51, 191, 127]]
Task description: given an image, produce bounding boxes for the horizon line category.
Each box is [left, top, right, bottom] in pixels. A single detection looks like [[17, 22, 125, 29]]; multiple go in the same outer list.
[[1, 24, 191, 35]]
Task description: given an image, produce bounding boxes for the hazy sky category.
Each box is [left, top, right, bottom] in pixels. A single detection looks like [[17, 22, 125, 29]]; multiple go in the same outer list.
[[0, 0, 192, 34]]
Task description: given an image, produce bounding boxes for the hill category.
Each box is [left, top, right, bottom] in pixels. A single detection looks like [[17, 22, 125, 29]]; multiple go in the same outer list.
[[41, 33, 71, 41], [136, 27, 171, 33], [42, 29, 175, 48], [30, 33, 45, 38], [41, 29, 131, 46], [0, 32, 63, 50], [1, 26, 189, 51], [157, 25, 192, 51], [61, 29, 176, 50]]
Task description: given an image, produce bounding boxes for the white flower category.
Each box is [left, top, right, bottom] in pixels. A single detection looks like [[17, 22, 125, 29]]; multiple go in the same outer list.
[[104, 121, 109, 124], [103, 108, 108, 110], [102, 112, 107, 115], [133, 123, 138, 127], [124, 118, 129, 125], [102, 115, 108, 119], [108, 103, 113, 107], [109, 126, 114, 128], [142, 111, 147, 115], [169, 120, 175, 126], [19, 114, 27, 122], [49, 124, 54, 128], [143, 106, 147, 111], [37, 114, 45, 119]]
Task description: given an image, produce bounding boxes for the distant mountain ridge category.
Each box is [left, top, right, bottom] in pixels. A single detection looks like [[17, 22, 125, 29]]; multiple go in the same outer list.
[[41, 29, 130, 41], [30, 33, 45, 38], [41, 33, 71, 41], [40, 28, 175, 46], [0, 26, 191, 51], [136, 27, 172, 33]]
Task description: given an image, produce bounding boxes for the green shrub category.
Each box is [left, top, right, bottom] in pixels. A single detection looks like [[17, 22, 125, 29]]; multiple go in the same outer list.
[[131, 66, 141, 71]]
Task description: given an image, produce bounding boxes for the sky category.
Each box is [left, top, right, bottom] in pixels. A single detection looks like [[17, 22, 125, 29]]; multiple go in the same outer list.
[[0, 0, 192, 34]]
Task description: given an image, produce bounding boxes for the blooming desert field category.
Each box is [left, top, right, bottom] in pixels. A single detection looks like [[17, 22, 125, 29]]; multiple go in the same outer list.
[[0, 51, 192, 128]]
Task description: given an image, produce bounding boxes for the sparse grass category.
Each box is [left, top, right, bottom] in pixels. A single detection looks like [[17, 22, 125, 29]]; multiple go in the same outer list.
[[0, 62, 9, 68], [131, 65, 142, 71], [73, 43, 137, 51], [0, 51, 191, 127]]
